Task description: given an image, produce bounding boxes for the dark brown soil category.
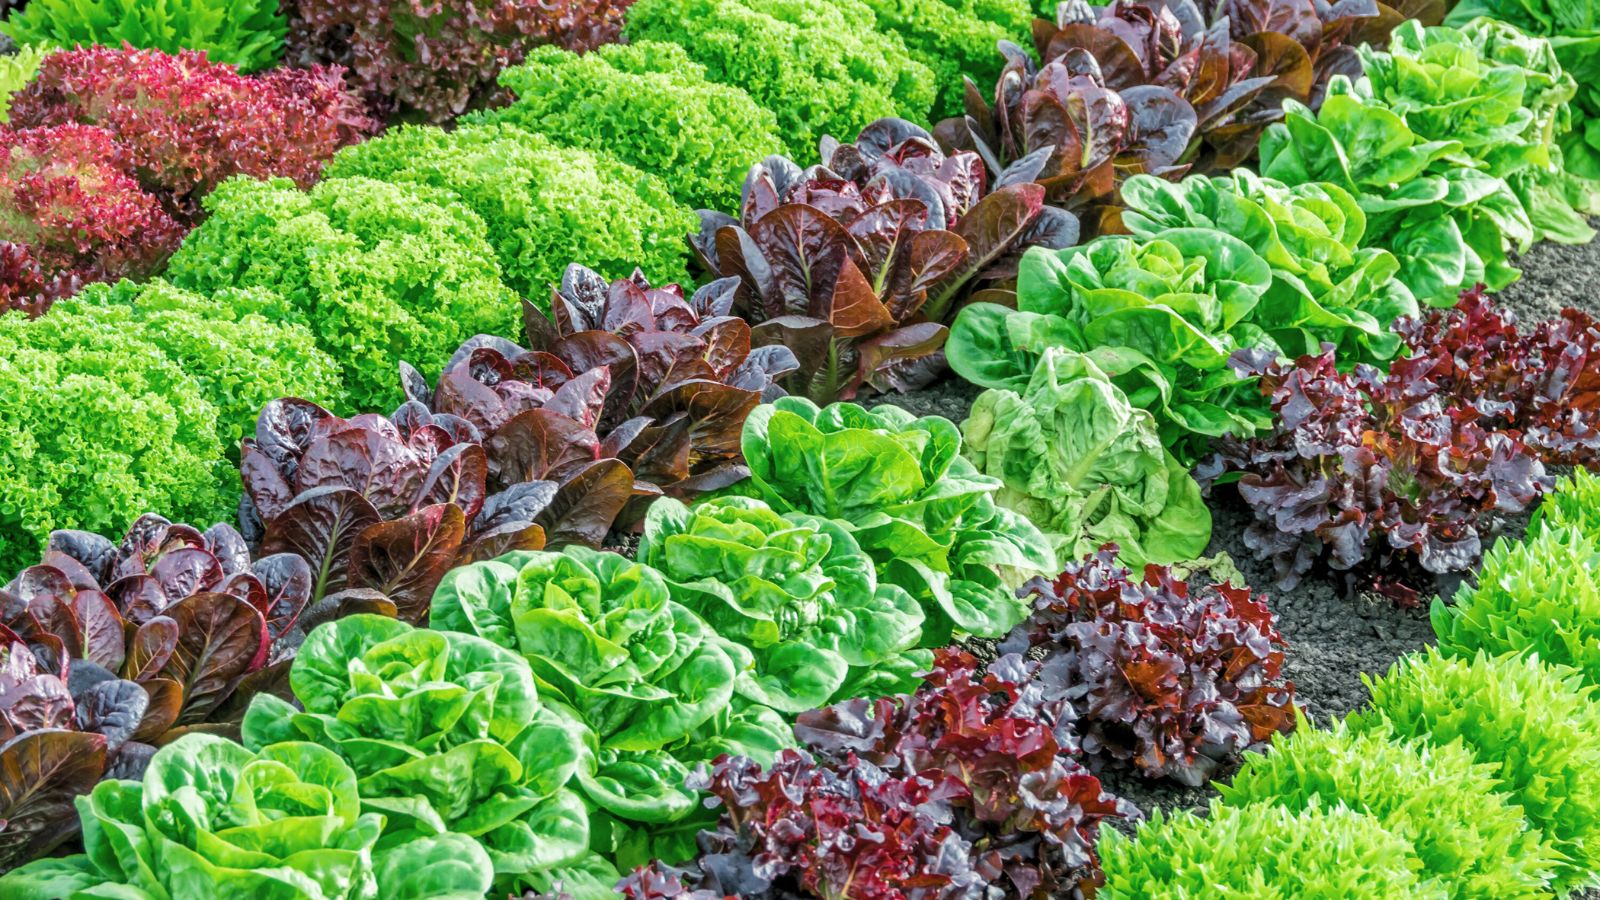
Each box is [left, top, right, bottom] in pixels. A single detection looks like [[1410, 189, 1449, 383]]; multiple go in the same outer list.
[[867, 228, 1600, 825]]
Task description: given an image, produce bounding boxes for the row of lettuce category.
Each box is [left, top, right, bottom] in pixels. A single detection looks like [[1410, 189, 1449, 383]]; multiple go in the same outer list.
[[1095, 469, 1600, 897], [0, 391, 1301, 897], [4, 2, 1600, 587]]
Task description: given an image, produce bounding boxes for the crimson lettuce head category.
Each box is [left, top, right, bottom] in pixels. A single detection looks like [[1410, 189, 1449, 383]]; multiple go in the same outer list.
[[0, 733, 492, 898], [733, 397, 1057, 644], [242, 614, 596, 894], [692, 117, 1077, 402], [639, 496, 929, 712]]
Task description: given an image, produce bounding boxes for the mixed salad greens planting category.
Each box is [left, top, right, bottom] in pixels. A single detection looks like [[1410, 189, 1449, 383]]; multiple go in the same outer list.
[[1, 0, 1599, 896]]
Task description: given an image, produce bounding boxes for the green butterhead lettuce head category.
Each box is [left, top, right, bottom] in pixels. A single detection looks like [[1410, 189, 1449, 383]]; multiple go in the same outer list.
[[949, 233, 1276, 462], [1259, 80, 1534, 306], [1363, 18, 1600, 245], [639, 496, 928, 711], [429, 548, 794, 870], [734, 398, 1056, 645], [962, 348, 1210, 568], [240, 615, 591, 891], [1120, 171, 1419, 362], [0, 734, 493, 899]]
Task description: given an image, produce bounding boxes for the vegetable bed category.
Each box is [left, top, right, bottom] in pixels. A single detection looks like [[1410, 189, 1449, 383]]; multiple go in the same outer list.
[[2, 0, 1600, 897]]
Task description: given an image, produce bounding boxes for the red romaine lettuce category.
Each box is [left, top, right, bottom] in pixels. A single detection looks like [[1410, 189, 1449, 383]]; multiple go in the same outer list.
[[1003, 546, 1295, 786], [621, 649, 1133, 899], [936, 0, 1421, 231], [692, 118, 1077, 402], [0, 514, 291, 759], [1203, 291, 1557, 591]]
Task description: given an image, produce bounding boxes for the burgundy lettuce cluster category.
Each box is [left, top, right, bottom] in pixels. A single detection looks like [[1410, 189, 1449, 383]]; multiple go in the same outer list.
[[2, 46, 368, 315], [693, 117, 1077, 402], [0, 125, 184, 315], [244, 266, 796, 618], [621, 649, 1134, 899], [1004, 546, 1296, 786], [0, 515, 317, 867], [935, 0, 1413, 231], [281, 0, 631, 122], [1205, 287, 1567, 593]]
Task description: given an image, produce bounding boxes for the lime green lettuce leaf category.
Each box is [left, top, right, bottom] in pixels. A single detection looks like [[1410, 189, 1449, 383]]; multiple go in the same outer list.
[[1364, 18, 1600, 245], [949, 232, 1277, 463], [0, 0, 285, 72], [1259, 81, 1533, 306], [240, 615, 590, 893], [639, 496, 928, 712], [0, 734, 492, 899], [1120, 171, 1419, 363], [733, 398, 1057, 646], [963, 348, 1210, 568]]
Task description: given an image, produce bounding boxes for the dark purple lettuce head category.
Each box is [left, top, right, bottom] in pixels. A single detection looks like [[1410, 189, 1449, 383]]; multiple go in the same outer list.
[[692, 118, 1078, 403], [1004, 545, 1296, 786]]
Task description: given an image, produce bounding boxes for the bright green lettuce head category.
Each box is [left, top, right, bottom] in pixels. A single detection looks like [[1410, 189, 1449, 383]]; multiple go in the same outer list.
[[1098, 800, 1442, 898], [1259, 81, 1534, 306], [949, 232, 1277, 462], [734, 397, 1056, 645], [1363, 18, 1599, 245], [639, 495, 928, 712], [1433, 526, 1600, 689], [1221, 716, 1562, 898], [1120, 171, 1419, 362], [429, 548, 794, 870], [1535, 467, 1600, 534], [1352, 648, 1600, 892], [962, 348, 1210, 568], [0, 734, 491, 899], [240, 615, 592, 892]]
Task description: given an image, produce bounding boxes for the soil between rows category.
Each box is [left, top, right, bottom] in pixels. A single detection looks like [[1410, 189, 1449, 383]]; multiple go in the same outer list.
[[861, 226, 1600, 824]]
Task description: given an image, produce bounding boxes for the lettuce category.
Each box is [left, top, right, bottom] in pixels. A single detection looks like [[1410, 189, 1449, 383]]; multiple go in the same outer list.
[[734, 398, 1056, 644], [948, 231, 1277, 462], [1, 0, 285, 72], [1120, 170, 1419, 363], [0, 734, 492, 899], [1259, 80, 1533, 306], [624, 0, 936, 158], [242, 615, 595, 894], [639, 496, 928, 712], [964, 348, 1210, 567], [430, 547, 793, 870], [468, 41, 784, 212], [1364, 18, 1600, 245]]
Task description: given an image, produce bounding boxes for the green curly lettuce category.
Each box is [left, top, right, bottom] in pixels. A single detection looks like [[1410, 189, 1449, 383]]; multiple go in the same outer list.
[[949, 231, 1277, 463], [0, 44, 45, 123], [854, 0, 1032, 119], [639, 496, 929, 712], [1222, 717, 1561, 899], [325, 122, 695, 302], [164, 174, 520, 412], [1120, 170, 1420, 363], [1363, 18, 1600, 245], [733, 397, 1057, 645], [468, 42, 784, 212], [0, 277, 338, 571], [1259, 80, 1533, 307], [0, 734, 492, 899], [242, 615, 596, 895], [624, 0, 937, 158], [0, 0, 285, 72], [962, 347, 1210, 568]]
